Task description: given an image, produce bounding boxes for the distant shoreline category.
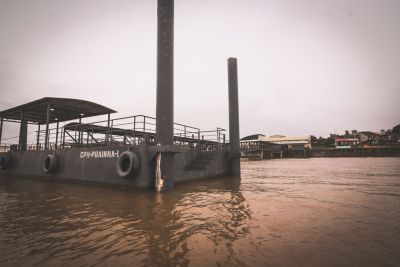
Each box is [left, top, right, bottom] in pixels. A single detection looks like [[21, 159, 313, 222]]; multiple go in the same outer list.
[[242, 147, 400, 160]]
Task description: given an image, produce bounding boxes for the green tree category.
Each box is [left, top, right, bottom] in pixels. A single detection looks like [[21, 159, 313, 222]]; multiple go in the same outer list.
[[310, 135, 318, 147], [325, 137, 335, 147], [393, 124, 400, 134]]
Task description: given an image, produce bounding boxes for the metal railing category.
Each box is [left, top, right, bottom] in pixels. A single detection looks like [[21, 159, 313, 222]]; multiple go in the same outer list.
[[1, 115, 227, 152]]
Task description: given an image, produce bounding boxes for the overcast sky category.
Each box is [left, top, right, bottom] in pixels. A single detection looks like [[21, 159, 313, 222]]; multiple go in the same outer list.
[[0, 0, 399, 141]]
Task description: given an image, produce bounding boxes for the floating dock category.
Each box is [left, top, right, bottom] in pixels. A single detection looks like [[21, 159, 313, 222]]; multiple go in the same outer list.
[[0, 0, 241, 191]]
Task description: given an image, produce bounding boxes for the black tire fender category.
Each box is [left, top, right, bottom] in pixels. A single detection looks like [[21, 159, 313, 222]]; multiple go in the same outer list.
[[43, 154, 58, 173], [0, 154, 12, 170], [116, 151, 140, 178]]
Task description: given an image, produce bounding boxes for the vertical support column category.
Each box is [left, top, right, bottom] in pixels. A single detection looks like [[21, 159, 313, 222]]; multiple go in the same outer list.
[[62, 128, 66, 148], [228, 57, 241, 177], [55, 121, 59, 149], [155, 0, 174, 191], [19, 111, 28, 151], [0, 116, 3, 146], [78, 117, 82, 145], [80, 126, 84, 146], [45, 104, 51, 150], [36, 124, 41, 150], [106, 113, 110, 145], [133, 116, 136, 145]]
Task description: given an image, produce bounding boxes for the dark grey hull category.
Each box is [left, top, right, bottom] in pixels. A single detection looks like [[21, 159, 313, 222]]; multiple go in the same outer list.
[[0, 145, 231, 189]]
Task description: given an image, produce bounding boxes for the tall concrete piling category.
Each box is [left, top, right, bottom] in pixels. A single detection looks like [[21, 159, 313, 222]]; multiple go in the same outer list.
[[228, 58, 241, 177], [155, 0, 175, 191]]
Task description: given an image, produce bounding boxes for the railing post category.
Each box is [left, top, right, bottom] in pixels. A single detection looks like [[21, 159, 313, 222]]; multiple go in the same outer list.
[[78, 117, 82, 145], [36, 124, 40, 151], [44, 104, 51, 150], [143, 116, 146, 133], [110, 119, 114, 145], [62, 128, 65, 148], [55, 121, 59, 149], [91, 129, 94, 144], [133, 116, 136, 145], [81, 127, 84, 146], [106, 113, 110, 145], [19, 111, 28, 151], [74, 125, 77, 145], [197, 130, 200, 148], [0, 116, 3, 146]]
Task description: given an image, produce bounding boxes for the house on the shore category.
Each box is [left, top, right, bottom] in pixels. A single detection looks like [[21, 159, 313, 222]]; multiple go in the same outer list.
[[334, 138, 360, 149], [359, 131, 380, 144], [239, 134, 311, 151], [259, 135, 312, 150]]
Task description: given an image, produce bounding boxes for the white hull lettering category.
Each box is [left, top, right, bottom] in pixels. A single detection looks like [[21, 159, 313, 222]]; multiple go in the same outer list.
[[80, 150, 120, 159]]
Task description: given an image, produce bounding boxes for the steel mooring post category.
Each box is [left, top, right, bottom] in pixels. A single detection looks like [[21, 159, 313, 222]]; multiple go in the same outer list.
[[155, 0, 175, 191], [228, 57, 241, 177]]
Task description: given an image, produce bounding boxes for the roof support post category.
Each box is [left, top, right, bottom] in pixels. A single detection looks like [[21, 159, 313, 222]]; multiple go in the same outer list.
[[36, 124, 41, 151], [78, 117, 82, 145], [106, 113, 110, 145], [155, 0, 175, 191], [0, 116, 3, 146], [62, 128, 66, 148], [45, 104, 51, 150], [133, 116, 136, 145], [18, 111, 28, 151], [228, 57, 241, 177], [55, 121, 59, 149]]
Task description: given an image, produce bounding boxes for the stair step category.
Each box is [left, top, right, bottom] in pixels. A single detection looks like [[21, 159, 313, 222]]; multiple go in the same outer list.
[[196, 156, 215, 160], [185, 165, 207, 171], [184, 153, 216, 171], [194, 159, 212, 164]]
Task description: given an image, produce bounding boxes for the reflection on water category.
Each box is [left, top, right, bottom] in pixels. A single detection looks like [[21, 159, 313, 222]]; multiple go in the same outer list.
[[0, 158, 400, 266]]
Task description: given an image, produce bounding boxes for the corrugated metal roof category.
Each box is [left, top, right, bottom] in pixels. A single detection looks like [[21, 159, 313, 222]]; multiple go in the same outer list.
[[0, 97, 116, 124]]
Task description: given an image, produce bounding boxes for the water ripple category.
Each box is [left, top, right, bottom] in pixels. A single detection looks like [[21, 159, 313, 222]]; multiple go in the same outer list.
[[0, 157, 400, 266]]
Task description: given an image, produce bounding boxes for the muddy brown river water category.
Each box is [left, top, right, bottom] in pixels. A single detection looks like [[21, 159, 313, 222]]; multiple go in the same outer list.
[[0, 157, 400, 266]]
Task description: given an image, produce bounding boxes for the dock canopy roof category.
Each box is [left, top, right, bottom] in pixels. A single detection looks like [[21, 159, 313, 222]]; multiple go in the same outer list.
[[0, 97, 116, 124]]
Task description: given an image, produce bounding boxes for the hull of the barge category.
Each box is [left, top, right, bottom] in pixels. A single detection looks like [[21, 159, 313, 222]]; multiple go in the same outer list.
[[0, 145, 230, 188]]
